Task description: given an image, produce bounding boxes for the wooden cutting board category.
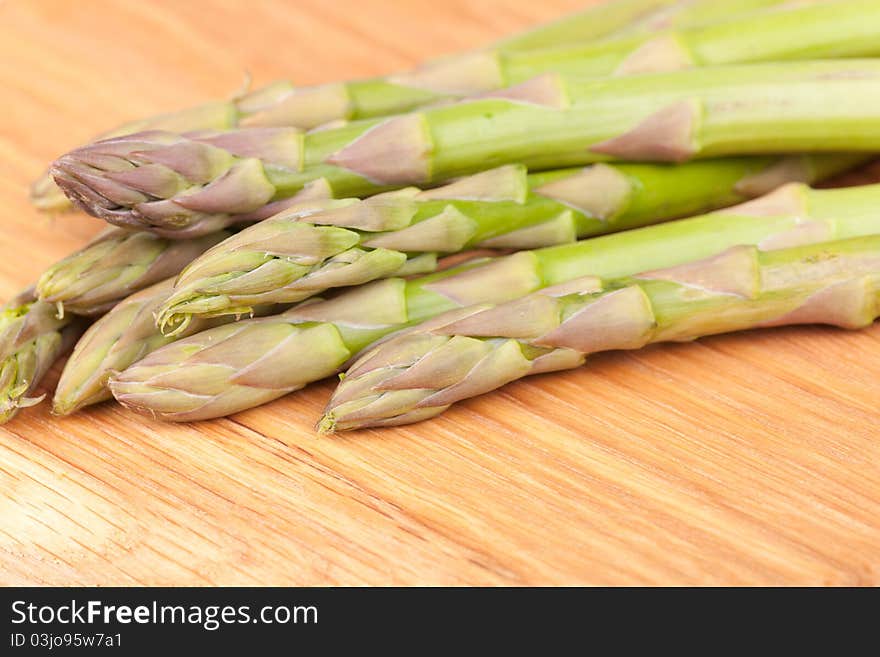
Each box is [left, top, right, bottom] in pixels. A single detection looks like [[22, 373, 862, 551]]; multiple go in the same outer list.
[[1, 0, 878, 586]]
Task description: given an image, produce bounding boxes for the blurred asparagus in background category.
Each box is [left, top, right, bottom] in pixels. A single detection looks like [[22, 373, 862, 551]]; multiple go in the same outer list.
[[52, 59, 880, 235], [30, 0, 790, 212], [154, 154, 866, 334], [108, 182, 880, 421]]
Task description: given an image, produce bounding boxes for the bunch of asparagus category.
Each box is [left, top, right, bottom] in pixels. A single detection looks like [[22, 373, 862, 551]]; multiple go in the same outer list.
[[7, 0, 880, 431]]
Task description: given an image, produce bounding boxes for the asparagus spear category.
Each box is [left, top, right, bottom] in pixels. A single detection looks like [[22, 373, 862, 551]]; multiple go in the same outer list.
[[0, 290, 85, 423], [30, 0, 784, 212], [234, 0, 874, 130], [51, 278, 220, 414], [52, 59, 880, 235], [491, 0, 714, 51], [604, 0, 816, 39], [36, 228, 229, 316], [320, 236, 880, 431], [498, 0, 880, 82], [154, 154, 866, 333], [52, 275, 288, 415], [0, 229, 228, 420], [108, 181, 880, 421], [30, 103, 243, 214]]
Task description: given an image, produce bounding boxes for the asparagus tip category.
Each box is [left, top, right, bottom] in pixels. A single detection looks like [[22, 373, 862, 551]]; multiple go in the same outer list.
[[50, 392, 85, 417], [0, 389, 46, 424], [157, 310, 192, 338], [315, 414, 337, 435]]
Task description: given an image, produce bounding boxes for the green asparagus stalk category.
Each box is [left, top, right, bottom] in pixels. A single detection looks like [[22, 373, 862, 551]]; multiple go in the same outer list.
[[109, 181, 880, 421], [0, 290, 85, 423], [320, 236, 880, 431], [36, 228, 229, 316], [602, 0, 817, 39], [52, 59, 880, 236], [31, 0, 784, 212], [154, 154, 866, 334], [278, 0, 871, 128], [497, 0, 880, 84], [491, 0, 715, 51]]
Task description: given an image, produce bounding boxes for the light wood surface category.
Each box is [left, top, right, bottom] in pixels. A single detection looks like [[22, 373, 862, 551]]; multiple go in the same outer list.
[[1, 0, 878, 586]]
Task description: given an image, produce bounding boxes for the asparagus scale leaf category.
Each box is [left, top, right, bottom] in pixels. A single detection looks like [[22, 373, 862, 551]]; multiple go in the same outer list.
[[108, 181, 880, 421], [52, 59, 880, 235]]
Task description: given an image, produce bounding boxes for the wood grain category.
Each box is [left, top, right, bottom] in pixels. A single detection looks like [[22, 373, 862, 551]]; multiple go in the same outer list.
[[0, 0, 878, 586]]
